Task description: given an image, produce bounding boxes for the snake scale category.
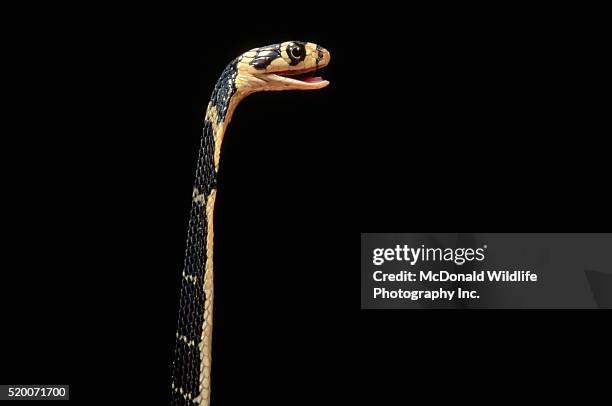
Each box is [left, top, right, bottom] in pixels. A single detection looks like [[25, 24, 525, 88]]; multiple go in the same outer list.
[[169, 41, 330, 405]]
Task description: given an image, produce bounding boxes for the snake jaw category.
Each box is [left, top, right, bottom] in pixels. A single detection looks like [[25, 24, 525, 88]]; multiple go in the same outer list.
[[268, 70, 329, 90], [251, 64, 329, 90], [236, 68, 329, 93]]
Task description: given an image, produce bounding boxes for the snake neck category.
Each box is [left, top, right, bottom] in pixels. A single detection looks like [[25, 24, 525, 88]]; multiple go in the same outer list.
[[170, 59, 245, 406]]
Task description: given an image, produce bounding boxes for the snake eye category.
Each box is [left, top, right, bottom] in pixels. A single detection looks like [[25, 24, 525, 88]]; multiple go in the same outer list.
[[287, 43, 305, 64]]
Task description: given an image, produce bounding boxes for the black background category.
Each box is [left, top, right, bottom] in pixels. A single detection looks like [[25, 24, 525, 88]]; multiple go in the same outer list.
[[1, 3, 608, 404]]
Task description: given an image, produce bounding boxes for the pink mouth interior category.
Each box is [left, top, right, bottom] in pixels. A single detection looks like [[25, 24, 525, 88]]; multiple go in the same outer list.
[[302, 76, 323, 83], [276, 68, 326, 83]]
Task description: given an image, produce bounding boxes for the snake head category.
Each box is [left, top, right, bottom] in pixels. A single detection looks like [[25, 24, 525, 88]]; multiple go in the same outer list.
[[234, 41, 330, 93]]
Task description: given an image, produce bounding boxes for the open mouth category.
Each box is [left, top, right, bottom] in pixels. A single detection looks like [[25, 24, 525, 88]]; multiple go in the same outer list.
[[273, 66, 328, 85]]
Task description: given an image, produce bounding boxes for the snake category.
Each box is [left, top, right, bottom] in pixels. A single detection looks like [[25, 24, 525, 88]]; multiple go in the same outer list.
[[169, 41, 330, 405]]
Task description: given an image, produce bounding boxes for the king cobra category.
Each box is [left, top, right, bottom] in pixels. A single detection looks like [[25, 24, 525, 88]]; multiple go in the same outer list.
[[170, 41, 330, 405]]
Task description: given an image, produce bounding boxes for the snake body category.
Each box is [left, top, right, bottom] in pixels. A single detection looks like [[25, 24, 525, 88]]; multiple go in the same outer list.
[[170, 41, 330, 405]]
